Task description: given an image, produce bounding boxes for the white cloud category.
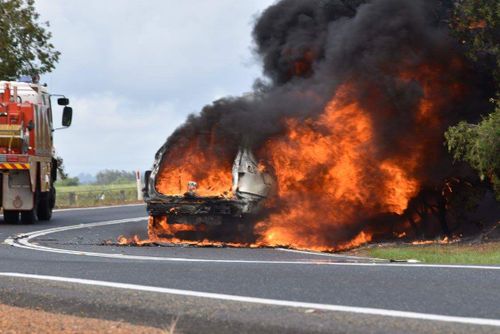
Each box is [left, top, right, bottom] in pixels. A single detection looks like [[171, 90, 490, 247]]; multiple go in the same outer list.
[[53, 93, 185, 173], [34, 0, 275, 175]]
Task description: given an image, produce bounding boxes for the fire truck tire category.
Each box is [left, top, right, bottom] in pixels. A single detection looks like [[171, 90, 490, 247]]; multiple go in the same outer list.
[[37, 191, 53, 221], [21, 208, 37, 224], [49, 187, 56, 209], [3, 210, 19, 224]]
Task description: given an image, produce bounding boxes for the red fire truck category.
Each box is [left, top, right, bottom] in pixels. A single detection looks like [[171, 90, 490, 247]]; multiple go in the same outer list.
[[0, 79, 72, 224]]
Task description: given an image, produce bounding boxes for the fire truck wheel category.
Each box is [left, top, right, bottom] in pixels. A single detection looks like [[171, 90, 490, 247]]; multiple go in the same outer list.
[[3, 210, 20, 224], [49, 187, 56, 209], [21, 208, 37, 224], [37, 191, 53, 221]]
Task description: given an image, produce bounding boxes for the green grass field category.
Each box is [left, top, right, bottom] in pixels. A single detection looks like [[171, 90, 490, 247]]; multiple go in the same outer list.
[[56, 183, 139, 192], [55, 183, 142, 208], [362, 242, 500, 265]]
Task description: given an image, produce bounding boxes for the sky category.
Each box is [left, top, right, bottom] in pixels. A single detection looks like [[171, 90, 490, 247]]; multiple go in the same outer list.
[[35, 0, 275, 177]]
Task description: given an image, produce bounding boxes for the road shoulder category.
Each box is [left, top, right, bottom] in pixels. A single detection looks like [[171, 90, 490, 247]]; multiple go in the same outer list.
[[0, 302, 168, 334]]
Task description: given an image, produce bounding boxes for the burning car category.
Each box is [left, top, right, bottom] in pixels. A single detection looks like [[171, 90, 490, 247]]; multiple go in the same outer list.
[[132, 0, 495, 252], [143, 147, 275, 241]]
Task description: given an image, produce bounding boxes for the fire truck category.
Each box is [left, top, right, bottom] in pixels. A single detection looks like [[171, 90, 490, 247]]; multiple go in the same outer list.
[[0, 79, 72, 224]]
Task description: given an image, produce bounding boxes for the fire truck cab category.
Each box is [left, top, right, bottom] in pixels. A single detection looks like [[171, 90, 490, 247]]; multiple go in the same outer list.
[[0, 79, 72, 224]]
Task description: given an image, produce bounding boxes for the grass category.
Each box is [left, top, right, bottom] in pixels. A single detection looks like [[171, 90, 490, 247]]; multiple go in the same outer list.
[[362, 242, 500, 265], [56, 182, 137, 193], [55, 182, 142, 208]]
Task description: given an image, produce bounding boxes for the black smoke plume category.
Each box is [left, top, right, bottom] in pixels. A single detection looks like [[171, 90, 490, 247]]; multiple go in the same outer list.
[[154, 0, 496, 245]]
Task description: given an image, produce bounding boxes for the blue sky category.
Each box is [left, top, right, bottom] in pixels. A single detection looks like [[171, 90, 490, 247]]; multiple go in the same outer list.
[[35, 0, 274, 176]]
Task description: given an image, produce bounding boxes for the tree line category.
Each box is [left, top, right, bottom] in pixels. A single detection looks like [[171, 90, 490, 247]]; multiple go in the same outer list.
[[57, 169, 137, 187]]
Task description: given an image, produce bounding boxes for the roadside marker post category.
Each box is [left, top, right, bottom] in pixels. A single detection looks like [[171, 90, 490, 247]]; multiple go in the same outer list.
[[136, 170, 143, 201]]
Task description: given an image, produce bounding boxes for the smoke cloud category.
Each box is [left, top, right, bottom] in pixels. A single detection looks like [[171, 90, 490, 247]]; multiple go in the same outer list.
[[153, 0, 495, 248]]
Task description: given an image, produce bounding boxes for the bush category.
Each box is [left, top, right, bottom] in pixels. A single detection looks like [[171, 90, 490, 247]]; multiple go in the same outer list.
[[56, 177, 80, 187], [445, 105, 500, 199], [95, 169, 136, 185]]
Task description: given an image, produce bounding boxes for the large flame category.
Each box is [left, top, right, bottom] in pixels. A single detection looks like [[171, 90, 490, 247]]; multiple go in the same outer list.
[[113, 0, 486, 252], [140, 64, 459, 252], [142, 82, 426, 251], [254, 85, 419, 251], [120, 46, 468, 252]]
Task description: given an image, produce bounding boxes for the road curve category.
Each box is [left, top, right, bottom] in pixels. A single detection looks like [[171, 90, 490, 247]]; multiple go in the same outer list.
[[0, 205, 499, 334]]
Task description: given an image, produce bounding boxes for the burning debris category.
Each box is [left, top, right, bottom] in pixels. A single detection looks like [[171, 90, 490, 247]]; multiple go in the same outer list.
[[135, 0, 496, 252]]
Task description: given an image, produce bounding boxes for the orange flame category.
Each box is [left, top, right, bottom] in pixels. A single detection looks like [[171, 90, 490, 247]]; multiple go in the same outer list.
[[254, 86, 419, 251], [155, 138, 233, 197], [140, 61, 463, 252], [468, 20, 486, 30]]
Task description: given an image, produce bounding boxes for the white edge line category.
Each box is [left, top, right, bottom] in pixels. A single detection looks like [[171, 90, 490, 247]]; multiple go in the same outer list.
[[54, 203, 145, 212], [0, 272, 499, 327], [276, 247, 388, 262], [5, 217, 500, 269]]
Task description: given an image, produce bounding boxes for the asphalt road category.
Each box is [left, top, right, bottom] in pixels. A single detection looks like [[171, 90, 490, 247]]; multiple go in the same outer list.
[[0, 205, 499, 334]]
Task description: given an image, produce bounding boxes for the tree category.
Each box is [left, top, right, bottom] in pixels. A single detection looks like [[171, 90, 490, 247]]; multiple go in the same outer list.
[[56, 176, 80, 187], [0, 0, 60, 80], [55, 156, 68, 180], [445, 0, 499, 200], [95, 170, 136, 185], [451, 0, 499, 87], [445, 104, 500, 199]]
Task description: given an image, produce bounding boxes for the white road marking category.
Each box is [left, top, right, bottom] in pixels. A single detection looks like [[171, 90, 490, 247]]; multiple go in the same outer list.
[[0, 272, 499, 327], [54, 203, 144, 212], [276, 247, 388, 262], [4, 217, 500, 269]]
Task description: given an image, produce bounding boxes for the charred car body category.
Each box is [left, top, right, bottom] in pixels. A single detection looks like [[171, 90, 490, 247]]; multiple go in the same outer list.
[[144, 147, 275, 240]]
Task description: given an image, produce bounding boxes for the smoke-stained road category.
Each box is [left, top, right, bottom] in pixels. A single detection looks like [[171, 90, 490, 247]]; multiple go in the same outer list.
[[0, 205, 499, 334]]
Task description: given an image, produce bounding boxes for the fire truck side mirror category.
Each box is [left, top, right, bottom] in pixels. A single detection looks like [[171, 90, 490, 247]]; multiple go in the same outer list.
[[57, 97, 70, 106], [62, 106, 73, 127]]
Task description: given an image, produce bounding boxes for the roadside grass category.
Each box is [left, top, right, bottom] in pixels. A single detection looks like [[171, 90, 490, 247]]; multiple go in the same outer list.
[[361, 242, 500, 265], [55, 182, 142, 208], [55, 182, 137, 192]]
